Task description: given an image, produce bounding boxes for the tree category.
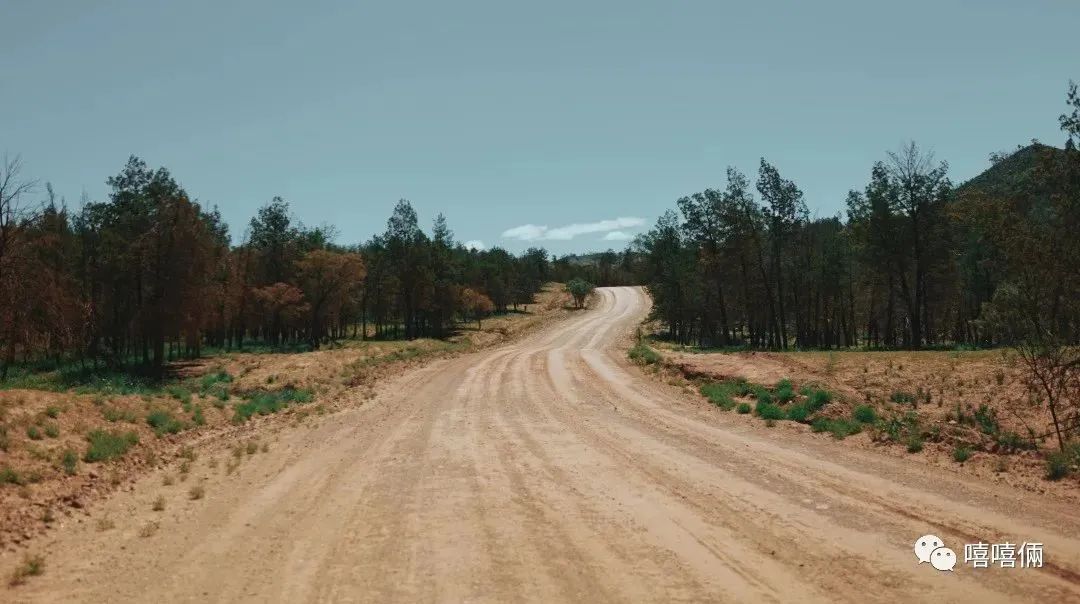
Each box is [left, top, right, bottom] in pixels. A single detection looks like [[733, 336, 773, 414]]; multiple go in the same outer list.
[[566, 278, 595, 309], [295, 250, 366, 349], [459, 287, 494, 328]]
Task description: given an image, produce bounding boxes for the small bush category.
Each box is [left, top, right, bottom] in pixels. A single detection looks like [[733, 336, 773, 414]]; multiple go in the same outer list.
[[1046, 452, 1069, 481], [43, 422, 60, 438], [245, 441, 258, 455], [84, 430, 139, 462], [199, 370, 233, 392], [45, 406, 61, 418], [189, 485, 205, 500], [906, 437, 924, 453], [628, 342, 661, 365], [102, 407, 137, 423], [953, 446, 972, 463], [8, 553, 44, 586], [785, 402, 812, 423], [232, 388, 314, 423], [166, 385, 192, 405], [890, 391, 915, 405], [152, 495, 166, 511], [811, 418, 861, 439], [26, 425, 43, 440], [138, 521, 159, 538], [61, 449, 78, 475], [146, 409, 185, 437], [0, 427, 8, 452], [806, 389, 832, 412], [774, 379, 795, 403], [191, 404, 206, 426], [755, 401, 785, 421], [853, 405, 877, 424], [1, 466, 23, 485], [699, 380, 748, 410], [973, 405, 999, 436], [736, 402, 752, 414]]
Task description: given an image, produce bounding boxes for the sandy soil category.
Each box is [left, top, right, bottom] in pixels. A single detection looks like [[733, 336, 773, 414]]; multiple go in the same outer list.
[[4, 287, 1080, 602], [661, 345, 1074, 500]]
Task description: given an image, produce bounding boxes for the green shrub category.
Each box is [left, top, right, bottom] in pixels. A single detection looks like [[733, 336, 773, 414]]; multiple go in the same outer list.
[[103, 407, 137, 423], [1, 466, 23, 485], [699, 380, 748, 410], [1046, 452, 1070, 481], [166, 385, 192, 405], [26, 425, 43, 440], [43, 422, 60, 438], [906, 437, 924, 453], [996, 431, 1034, 452], [785, 402, 812, 423], [973, 405, 999, 436], [84, 430, 139, 462], [853, 405, 877, 424], [628, 342, 661, 365], [736, 402, 752, 414], [191, 405, 206, 426], [45, 406, 61, 418], [811, 418, 861, 439], [199, 370, 233, 392], [756, 401, 785, 421], [232, 388, 314, 423], [953, 446, 972, 463], [890, 391, 915, 405], [61, 449, 78, 475], [146, 410, 185, 437], [806, 389, 832, 412], [774, 379, 795, 403]]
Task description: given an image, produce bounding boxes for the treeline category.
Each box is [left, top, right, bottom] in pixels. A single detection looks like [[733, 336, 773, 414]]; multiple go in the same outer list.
[[635, 87, 1080, 350], [0, 157, 551, 377]]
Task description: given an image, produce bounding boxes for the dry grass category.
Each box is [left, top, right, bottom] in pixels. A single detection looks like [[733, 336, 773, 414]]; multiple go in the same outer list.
[[152, 495, 166, 511], [189, 484, 205, 500], [137, 521, 159, 538]]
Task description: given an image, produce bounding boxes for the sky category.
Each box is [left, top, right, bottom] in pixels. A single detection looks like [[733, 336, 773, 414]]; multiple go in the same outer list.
[[3, 0, 1078, 255]]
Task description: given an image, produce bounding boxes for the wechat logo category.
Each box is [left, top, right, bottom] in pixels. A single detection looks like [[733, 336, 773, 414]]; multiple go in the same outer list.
[[914, 534, 957, 572]]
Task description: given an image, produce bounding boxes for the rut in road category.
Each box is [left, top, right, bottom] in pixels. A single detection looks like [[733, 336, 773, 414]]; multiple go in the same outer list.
[[13, 286, 1080, 603]]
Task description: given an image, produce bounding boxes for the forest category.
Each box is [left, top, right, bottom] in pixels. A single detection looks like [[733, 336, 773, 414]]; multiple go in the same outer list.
[[632, 86, 1080, 353], [0, 159, 555, 378]]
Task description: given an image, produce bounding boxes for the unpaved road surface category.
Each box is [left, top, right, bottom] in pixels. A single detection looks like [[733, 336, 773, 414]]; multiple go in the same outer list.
[[10, 287, 1080, 603]]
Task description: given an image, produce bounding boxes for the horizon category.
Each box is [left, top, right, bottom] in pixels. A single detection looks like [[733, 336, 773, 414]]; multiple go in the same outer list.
[[4, 0, 1078, 254]]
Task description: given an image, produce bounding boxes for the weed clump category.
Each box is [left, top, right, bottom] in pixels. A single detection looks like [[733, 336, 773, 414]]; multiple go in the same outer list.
[[84, 430, 139, 462], [232, 388, 313, 423]]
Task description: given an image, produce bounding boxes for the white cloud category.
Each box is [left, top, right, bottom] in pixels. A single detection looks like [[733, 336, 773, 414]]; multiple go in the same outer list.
[[501, 217, 645, 241], [463, 239, 486, 251], [603, 231, 632, 241]]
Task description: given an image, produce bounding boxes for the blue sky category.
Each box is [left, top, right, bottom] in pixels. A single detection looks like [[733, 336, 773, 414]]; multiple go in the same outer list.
[[3, 0, 1077, 254]]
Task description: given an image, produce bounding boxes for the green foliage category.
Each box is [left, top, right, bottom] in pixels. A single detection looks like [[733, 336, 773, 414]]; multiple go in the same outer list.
[[26, 425, 42, 440], [84, 430, 139, 462], [199, 370, 233, 393], [191, 404, 206, 426], [890, 391, 915, 405], [43, 422, 60, 438], [146, 409, 185, 437], [973, 405, 1000, 436], [45, 406, 61, 418], [628, 342, 661, 365], [232, 388, 314, 423], [805, 388, 832, 412], [755, 401, 785, 421], [565, 278, 596, 309], [166, 385, 192, 405], [61, 449, 78, 475], [1, 466, 23, 485], [811, 417, 862, 439], [906, 437, 924, 453], [699, 380, 749, 410], [1046, 452, 1069, 480], [774, 379, 795, 403], [736, 402, 752, 414], [952, 446, 972, 463], [852, 405, 877, 424], [785, 402, 812, 423], [102, 406, 137, 423]]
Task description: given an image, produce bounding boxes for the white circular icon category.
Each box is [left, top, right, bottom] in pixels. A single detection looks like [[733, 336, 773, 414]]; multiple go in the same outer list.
[[930, 547, 957, 571], [914, 534, 944, 564]]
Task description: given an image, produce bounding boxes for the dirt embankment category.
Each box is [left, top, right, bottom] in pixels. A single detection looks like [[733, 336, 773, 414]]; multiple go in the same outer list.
[[656, 344, 1076, 501], [0, 284, 575, 553]]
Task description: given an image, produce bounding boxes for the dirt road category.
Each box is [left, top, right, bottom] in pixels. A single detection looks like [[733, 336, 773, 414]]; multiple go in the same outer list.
[[10, 287, 1080, 603]]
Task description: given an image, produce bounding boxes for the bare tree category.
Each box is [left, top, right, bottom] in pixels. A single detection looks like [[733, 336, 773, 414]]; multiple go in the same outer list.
[[0, 154, 38, 378]]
